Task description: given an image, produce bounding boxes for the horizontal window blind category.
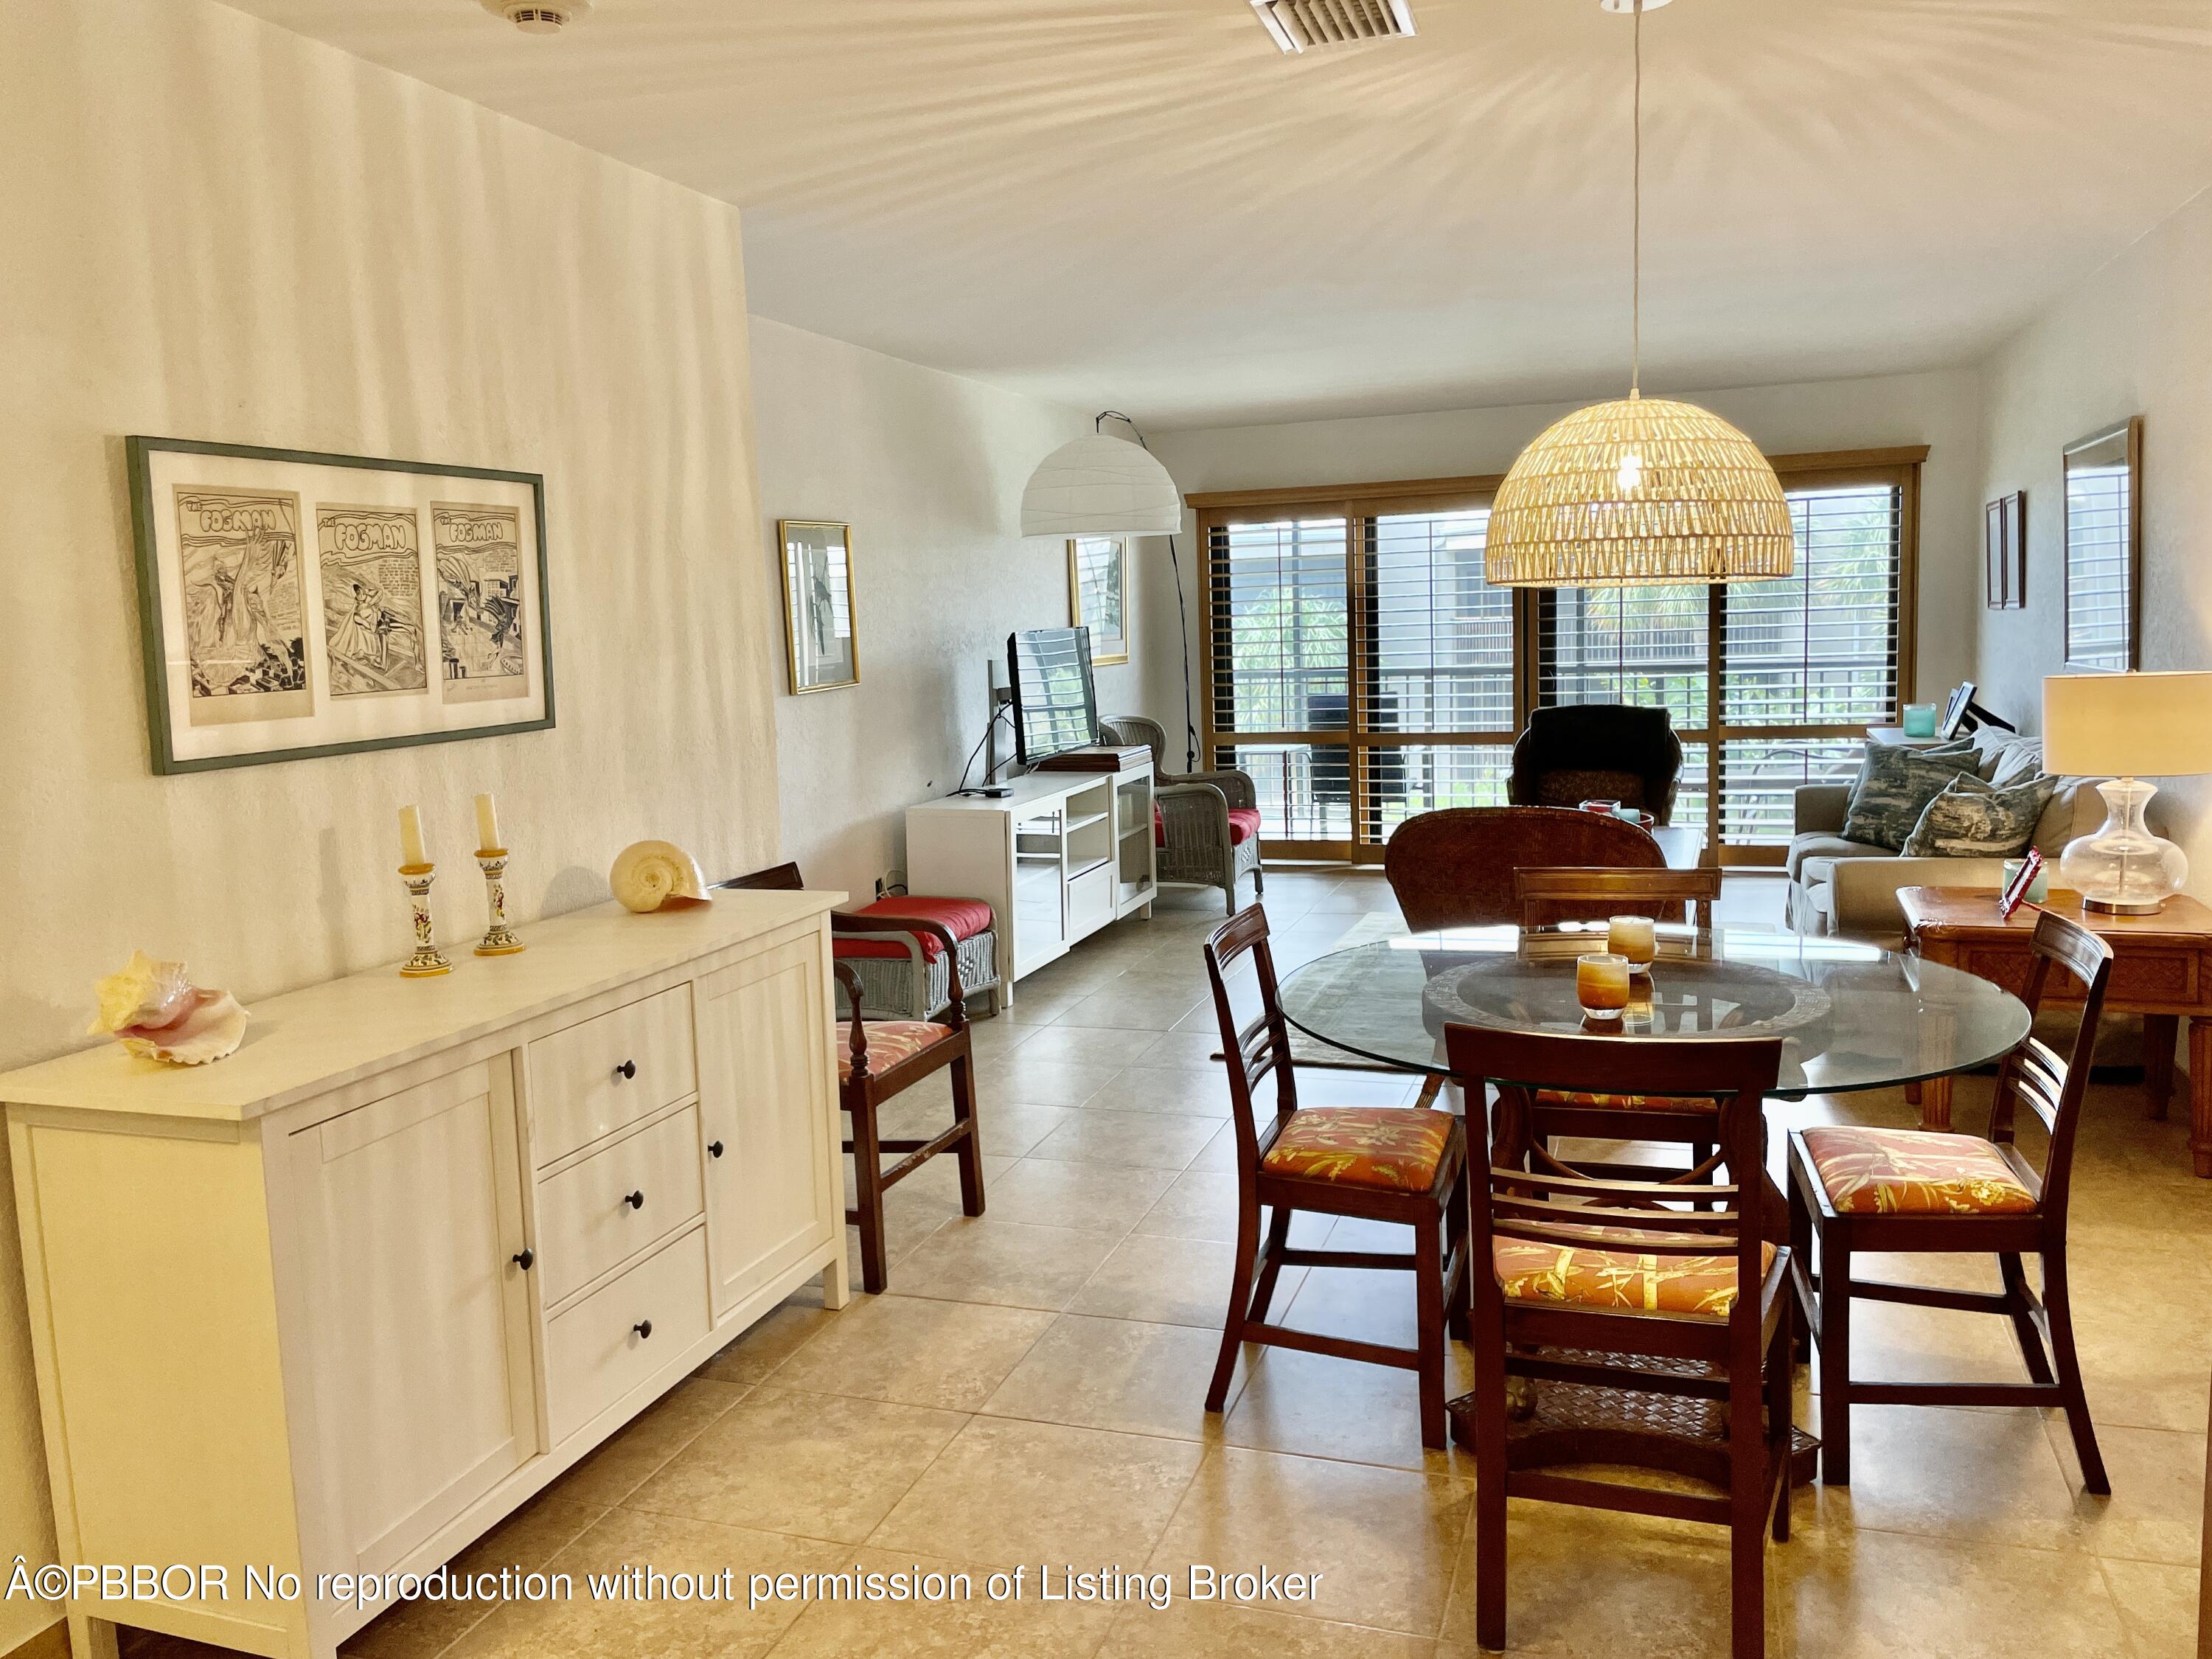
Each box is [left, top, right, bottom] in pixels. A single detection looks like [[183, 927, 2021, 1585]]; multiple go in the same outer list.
[[1722, 484, 1901, 728], [1367, 510, 1514, 734], [1539, 583, 1711, 731], [2065, 462, 2132, 671], [1206, 518, 1348, 734]]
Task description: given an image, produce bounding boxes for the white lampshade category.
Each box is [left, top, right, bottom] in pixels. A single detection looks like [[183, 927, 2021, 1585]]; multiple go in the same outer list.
[[2043, 672, 2212, 778], [1020, 434, 1181, 539]]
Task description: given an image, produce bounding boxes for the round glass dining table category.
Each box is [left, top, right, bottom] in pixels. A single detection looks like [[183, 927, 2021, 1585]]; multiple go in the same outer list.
[[1277, 924, 2031, 1096]]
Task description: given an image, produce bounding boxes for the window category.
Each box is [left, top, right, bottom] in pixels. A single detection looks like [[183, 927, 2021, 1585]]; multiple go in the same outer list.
[[1197, 450, 1921, 862]]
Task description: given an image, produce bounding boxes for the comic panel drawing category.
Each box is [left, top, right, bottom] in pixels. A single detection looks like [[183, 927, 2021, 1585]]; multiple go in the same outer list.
[[174, 485, 313, 725], [317, 504, 429, 698], [432, 502, 529, 703]]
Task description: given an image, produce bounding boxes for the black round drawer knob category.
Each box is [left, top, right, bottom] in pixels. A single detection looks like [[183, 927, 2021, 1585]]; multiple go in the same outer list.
[[613, 1059, 637, 1082], [708, 1140, 725, 1158], [624, 1189, 645, 1210], [512, 1248, 535, 1270], [633, 1319, 653, 1340]]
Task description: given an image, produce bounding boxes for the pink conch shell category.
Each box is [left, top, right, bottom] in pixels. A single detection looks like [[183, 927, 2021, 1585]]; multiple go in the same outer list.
[[88, 952, 250, 1065]]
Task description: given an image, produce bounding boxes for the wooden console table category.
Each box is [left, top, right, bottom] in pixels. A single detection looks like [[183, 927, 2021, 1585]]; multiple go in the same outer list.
[[1897, 886, 2212, 1177]]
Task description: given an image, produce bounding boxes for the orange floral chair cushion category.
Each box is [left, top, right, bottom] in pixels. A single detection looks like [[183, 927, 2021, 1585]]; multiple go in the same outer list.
[[1495, 1234, 1776, 1320], [1800, 1124, 2037, 1215], [1260, 1107, 1454, 1193], [837, 1020, 951, 1082], [1534, 1089, 1713, 1116]]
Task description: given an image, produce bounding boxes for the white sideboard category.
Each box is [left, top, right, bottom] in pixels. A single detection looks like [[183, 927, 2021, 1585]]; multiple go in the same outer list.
[[905, 765, 1155, 1001], [0, 891, 849, 1659]]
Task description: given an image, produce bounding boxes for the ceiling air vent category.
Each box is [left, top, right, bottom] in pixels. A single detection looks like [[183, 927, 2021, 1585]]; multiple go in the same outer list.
[[480, 0, 592, 34], [1251, 0, 1416, 54]]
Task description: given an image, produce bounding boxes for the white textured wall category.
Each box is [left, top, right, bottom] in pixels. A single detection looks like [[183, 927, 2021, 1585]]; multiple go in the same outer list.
[[749, 319, 1139, 900], [1975, 184, 2212, 882], [1140, 370, 1988, 744], [0, 0, 779, 1635]]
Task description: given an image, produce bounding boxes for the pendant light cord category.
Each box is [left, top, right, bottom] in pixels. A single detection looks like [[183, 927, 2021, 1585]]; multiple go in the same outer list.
[[1630, 0, 1642, 397]]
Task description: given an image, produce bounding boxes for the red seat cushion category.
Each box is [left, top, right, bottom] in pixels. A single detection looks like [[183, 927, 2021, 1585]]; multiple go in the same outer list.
[[834, 896, 994, 961], [1152, 804, 1265, 848]]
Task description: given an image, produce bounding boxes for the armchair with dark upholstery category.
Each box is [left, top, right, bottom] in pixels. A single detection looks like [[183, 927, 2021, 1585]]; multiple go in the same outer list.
[[1508, 703, 1685, 825], [1099, 714, 1265, 914]]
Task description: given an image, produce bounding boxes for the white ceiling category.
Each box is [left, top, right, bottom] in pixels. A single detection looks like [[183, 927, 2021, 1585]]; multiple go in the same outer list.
[[225, 0, 2212, 428]]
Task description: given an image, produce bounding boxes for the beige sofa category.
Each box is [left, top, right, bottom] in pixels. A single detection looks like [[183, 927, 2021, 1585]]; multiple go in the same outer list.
[[1786, 731, 2113, 946]]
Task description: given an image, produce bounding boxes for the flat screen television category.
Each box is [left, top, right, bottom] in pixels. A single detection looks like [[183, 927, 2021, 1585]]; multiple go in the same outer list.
[[1008, 627, 1099, 767]]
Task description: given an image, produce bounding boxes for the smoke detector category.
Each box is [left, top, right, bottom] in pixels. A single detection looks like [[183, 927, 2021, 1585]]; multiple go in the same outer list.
[[480, 0, 591, 33], [1250, 0, 1415, 54]]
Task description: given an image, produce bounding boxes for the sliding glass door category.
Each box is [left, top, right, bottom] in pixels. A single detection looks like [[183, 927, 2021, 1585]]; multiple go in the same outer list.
[[1197, 453, 1919, 863]]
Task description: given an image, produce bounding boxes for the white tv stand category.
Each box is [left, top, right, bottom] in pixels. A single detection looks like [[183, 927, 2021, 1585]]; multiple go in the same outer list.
[[906, 763, 1156, 1004]]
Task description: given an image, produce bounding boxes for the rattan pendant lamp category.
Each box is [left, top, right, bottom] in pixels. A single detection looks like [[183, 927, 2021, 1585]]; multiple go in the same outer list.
[[1484, 0, 1792, 588]]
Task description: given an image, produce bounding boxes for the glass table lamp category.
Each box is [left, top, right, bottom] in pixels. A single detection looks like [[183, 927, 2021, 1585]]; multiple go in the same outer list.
[[2042, 672, 2212, 914]]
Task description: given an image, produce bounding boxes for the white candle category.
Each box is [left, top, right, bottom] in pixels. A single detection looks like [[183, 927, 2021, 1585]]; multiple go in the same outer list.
[[398, 804, 428, 869], [475, 792, 502, 853]]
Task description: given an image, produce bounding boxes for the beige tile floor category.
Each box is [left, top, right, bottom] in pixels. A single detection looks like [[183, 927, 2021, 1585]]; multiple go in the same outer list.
[[119, 869, 2205, 1658]]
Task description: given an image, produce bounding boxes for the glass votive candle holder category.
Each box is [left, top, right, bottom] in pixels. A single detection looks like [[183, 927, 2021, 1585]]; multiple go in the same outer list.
[[1576, 953, 1631, 1021], [1901, 703, 1939, 739], [1607, 914, 1657, 973]]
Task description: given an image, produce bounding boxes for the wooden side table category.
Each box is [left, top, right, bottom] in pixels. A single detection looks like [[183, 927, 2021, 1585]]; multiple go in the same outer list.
[[1896, 886, 2212, 1177]]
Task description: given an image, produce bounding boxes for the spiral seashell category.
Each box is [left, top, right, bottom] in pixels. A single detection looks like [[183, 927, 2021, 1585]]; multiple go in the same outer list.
[[610, 840, 712, 913], [88, 950, 249, 1065], [89, 950, 195, 1036]]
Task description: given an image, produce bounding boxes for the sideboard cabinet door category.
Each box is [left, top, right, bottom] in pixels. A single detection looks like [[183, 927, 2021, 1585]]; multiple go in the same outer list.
[[697, 935, 838, 1315], [291, 1057, 538, 1575]]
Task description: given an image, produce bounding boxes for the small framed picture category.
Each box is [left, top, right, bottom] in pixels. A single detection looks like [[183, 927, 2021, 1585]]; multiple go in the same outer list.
[[1984, 490, 2025, 610], [1068, 535, 1129, 665], [779, 520, 859, 693], [126, 436, 553, 774]]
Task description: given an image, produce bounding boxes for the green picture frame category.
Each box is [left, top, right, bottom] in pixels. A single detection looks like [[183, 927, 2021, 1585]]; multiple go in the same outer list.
[[127, 435, 555, 774]]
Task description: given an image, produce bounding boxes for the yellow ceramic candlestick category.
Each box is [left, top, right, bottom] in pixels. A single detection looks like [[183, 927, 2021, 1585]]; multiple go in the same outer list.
[[474, 849, 525, 956], [399, 863, 453, 978]]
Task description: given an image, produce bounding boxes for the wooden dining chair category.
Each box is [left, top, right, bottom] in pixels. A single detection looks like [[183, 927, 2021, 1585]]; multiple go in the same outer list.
[[1446, 1023, 1794, 1659], [1513, 866, 1726, 1173], [1787, 907, 2114, 1489], [1202, 904, 1473, 1448], [831, 945, 985, 1296], [1385, 815, 1670, 1111], [1514, 865, 1721, 933]]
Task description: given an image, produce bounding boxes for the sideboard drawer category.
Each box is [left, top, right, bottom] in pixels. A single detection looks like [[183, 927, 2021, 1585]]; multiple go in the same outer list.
[[534, 1105, 706, 1305], [544, 1225, 711, 1442], [529, 985, 697, 1164]]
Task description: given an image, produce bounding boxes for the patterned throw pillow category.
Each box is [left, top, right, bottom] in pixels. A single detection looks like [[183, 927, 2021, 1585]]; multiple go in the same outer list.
[[1900, 773, 2058, 859], [1840, 744, 1982, 852]]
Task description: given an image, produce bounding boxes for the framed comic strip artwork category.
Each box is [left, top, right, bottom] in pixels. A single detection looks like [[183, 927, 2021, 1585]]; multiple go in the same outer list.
[[127, 437, 553, 773], [779, 519, 860, 694], [1068, 535, 1129, 665]]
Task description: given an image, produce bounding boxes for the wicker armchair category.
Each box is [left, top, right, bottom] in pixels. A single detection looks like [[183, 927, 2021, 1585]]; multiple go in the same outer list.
[[721, 862, 1001, 1018], [1099, 714, 1265, 914]]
